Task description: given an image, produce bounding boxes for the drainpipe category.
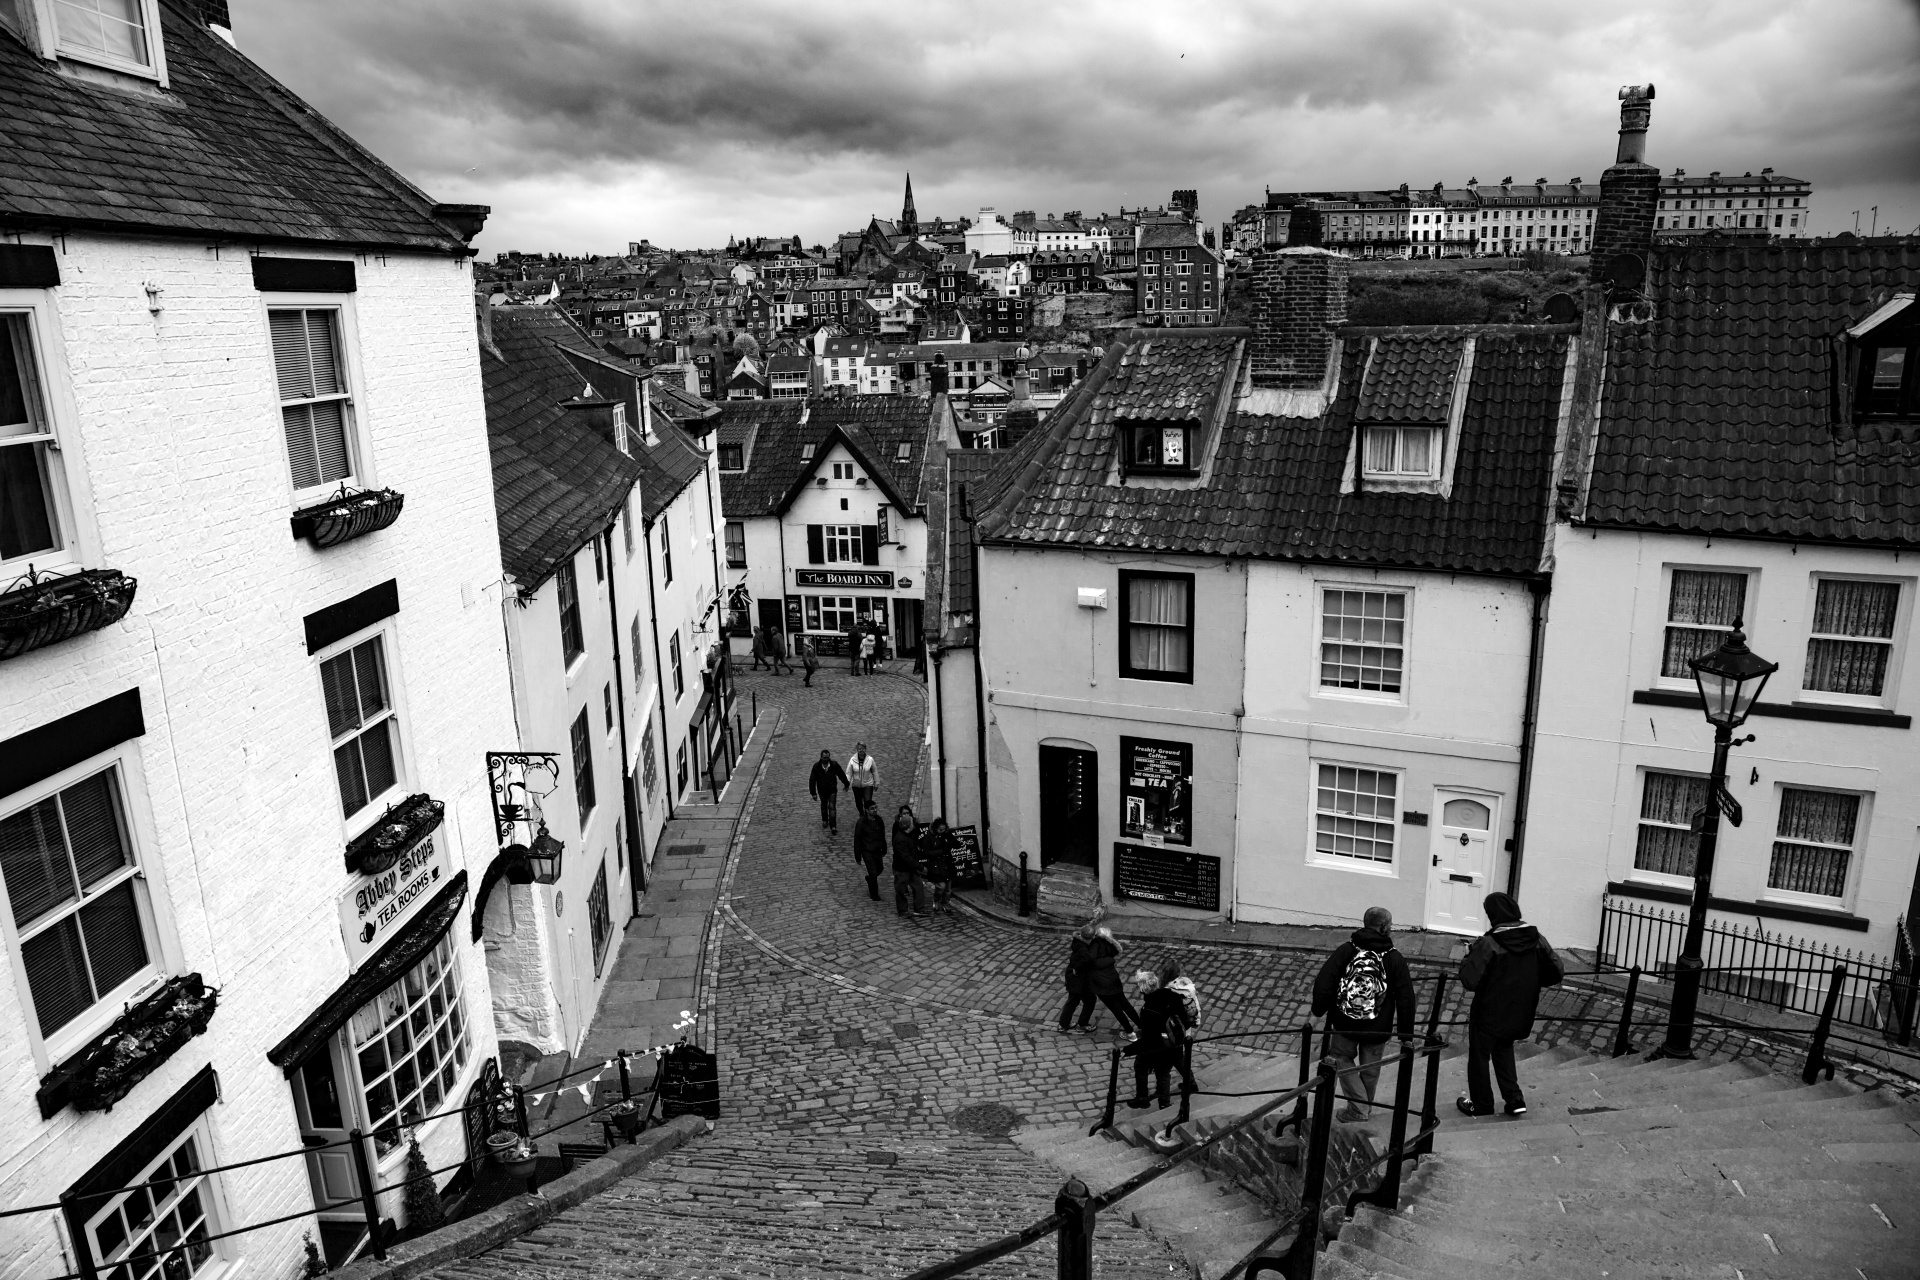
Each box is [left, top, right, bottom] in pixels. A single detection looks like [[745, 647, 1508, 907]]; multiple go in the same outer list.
[[1506, 577, 1551, 898], [605, 524, 645, 907], [931, 647, 949, 822], [961, 485, 992, 859]]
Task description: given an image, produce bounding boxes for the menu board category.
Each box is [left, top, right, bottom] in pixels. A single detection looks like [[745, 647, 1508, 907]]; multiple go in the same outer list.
[[950, 824, 986, 889], [1120, 737, 1192, 847], [1114, 842, 1220, 912]]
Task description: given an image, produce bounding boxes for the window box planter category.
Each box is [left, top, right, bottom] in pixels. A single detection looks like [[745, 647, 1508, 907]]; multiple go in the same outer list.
[[36, 974, 219, 1118], [345, 793, 445, 875], [0, 567, 138, 661], [290, 486, 405, 549]]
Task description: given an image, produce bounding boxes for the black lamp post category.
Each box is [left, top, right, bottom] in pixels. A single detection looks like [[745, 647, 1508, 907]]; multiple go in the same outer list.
[[1658, 620, 1778, 1058]]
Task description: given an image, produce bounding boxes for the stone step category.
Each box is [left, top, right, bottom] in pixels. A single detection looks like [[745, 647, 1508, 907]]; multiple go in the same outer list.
[[1319, 1237, 1421, 1280], [1340, 1209, 1577, 1280], [1358, 1202, 1792, 1271]]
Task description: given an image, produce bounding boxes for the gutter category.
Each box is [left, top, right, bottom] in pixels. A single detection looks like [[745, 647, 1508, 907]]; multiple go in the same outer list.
[[961, 484, 993, 860], [604, 525, 645, 905], [1507, 576, 1551, 898]]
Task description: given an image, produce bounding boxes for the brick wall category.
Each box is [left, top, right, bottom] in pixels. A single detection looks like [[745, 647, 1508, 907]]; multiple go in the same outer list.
[[1591, 161, 1662, 288], [1249, 247, 1348, 387], [0, 233, 517, 1279]]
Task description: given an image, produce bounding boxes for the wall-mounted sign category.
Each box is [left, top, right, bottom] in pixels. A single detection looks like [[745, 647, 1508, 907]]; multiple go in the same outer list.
[[795, 569, 895, 589], [898, 577, 914, 589], [1114, 842, 1219, 912], [339, 830, 450, 968], [1120, 737, 1192, 847]]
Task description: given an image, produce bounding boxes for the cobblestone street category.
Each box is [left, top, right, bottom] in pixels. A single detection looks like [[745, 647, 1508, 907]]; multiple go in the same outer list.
[[434, 664, 1376, 1278]]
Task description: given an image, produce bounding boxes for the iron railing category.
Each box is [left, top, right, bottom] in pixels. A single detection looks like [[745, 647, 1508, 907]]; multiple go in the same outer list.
[[1597, 893, 1917, 1044]]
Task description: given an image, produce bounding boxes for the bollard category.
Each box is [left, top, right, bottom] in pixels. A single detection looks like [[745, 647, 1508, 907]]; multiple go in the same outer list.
[[1611, 966, 1641, 1058], [1054, 1177, 1095, 1280], [1018, 851, 1032, 917], [1802, 963, 1846, 1084]]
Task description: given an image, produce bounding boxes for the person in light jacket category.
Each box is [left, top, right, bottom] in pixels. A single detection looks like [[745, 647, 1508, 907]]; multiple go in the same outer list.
[[1457, 892, 1564, 1118], [846, 743, 879, 813]]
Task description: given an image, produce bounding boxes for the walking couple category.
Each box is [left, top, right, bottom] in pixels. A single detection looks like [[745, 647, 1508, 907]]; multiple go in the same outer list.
[[881, 805, 955, 919], [806, 743, 880, 835]]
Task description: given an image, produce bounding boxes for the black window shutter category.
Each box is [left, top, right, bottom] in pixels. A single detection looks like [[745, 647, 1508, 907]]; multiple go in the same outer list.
[[862, 526, 879, 566], [807, 525, 824, 564]]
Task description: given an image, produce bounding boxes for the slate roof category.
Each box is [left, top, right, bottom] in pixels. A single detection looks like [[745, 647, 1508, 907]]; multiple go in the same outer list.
[[0, 0, 471, 253], [947, 450, 1015, 616], [483, 309, 646, 590], [979, 327, 1569, 577], [714, 395, 936, 518], [1355, 335, 1463, 423], [1581, 241, 1920, 548], [1138, 223, 1203, 250]]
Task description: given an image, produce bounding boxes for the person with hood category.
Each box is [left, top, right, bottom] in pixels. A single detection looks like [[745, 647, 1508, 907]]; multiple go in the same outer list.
[[1457, 892, 1564, 1118], [1124, 960, 1199, 1110], [1311, 906, 1418, 1122], [1081, 926, 1135, 1034], [808, 749, 850, 834], [852, 803, 888, 901], [891, 805, 928, 918], [920, 816, 956, 910]]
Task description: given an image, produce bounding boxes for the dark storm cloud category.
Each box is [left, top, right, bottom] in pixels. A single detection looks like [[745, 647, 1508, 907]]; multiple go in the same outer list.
[[237, 0, 1920, 250]]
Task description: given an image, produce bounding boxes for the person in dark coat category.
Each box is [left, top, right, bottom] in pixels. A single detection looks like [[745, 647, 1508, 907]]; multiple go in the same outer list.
[[808, 749, 849, 834], [1310, 906, 1417, 1122], [1057, 924, 1099, 1031], [768, 627, 794, 675], [846, 621, 862, 675], [749, 626, 771, 670], [891, 805, 928, 918], [1457, 892, 1564, 1118], [920, 817, 956, 909], [852, 804, 888, 901], [1124, 961, 1199, 1109], [1081, 926, 1136, 1034]]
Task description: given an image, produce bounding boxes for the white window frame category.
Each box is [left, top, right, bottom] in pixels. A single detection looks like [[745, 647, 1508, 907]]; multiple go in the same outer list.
[[343, 935, 474, 1163], [1628, 768, 1707, 888], [265, 295, 373, 507], [1, 291, 93, 576], [0, 745, 180, 1072], [1361, 425, 1442, 481], [10, 0, 171, 84], [1763, 785, 1867, 909], [1796, 574, 1909, 710], [82, 1115, 233, 1280], [315, 621, 414, 843], [1655, 565, 1757, 690], [824, 524, 861, 564], [1306, 760, 1402, 876], [1314, 584, 1411, 705]]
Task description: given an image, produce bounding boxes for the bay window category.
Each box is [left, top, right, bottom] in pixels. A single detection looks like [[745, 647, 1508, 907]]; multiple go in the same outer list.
[[349, 937, 470, 1153]]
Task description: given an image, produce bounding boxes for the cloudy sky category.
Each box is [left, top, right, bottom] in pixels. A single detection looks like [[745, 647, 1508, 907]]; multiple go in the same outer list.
[[239, 0, 1920, 256]]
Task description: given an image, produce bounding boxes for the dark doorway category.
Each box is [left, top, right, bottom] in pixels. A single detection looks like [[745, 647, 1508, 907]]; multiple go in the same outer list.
[[757, 598, 784, 648], [893, 599, 923, 662], [1039, 745, 1099, 869]]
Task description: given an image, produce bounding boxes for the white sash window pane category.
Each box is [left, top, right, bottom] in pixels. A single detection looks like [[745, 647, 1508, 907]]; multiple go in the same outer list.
[[1399, 427, 1433, 474], [0, 797, 77, 927], [270, 311, 316, 401], [271, 309, 354, 491], [1313, 765, 1397, 863], [54, 0, 150, 65], [1804, 580, 1899, 696], [2, 315, 63, 563], [1767, 788, 1858, 899], [1661, 570, 1746, 678], [1364, 427, 1395, 473], [1126, 576, 1191, 674]]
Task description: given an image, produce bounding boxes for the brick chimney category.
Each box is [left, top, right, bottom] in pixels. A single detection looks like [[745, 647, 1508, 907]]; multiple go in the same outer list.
[[1249, 230, 1348, 388], [1592, 83, 1660, 294]]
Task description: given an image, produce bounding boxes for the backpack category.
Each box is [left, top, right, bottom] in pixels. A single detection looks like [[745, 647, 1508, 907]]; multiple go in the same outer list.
[[1336, 948, 1389, 1023], [1167, 978, 1202, 1031]]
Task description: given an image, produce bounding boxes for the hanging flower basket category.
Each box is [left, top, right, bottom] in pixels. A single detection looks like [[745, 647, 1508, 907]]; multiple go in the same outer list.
[[345, 793, 445, 875], [290, 486, 405, 549], [0, 566, 138, 661], [37, 974, 219, 1117]]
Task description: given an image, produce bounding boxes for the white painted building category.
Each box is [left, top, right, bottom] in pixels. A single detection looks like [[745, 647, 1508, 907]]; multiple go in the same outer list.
[[0, 2, 512, 1272]]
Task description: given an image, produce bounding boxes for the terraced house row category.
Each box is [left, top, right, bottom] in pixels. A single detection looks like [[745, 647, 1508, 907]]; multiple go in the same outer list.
[[931, 90, 1919, 1004], [0, 2, 725, 1275]]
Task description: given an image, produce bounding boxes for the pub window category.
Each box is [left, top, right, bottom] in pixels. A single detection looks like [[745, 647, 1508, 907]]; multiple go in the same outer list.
[[1803, 578, 1901, 699], [819, 595, 858, 633], [271, 307, 362, 497], [1312, 764, 1398, 866], [1, 309, 71, 569], [1768, 788, 1860, 901], [724, 520, 747, 567], [348, 936, 470, 1154], [1123, 422, 1196, 475], [1319, 588, 1406, 695], [1661, 569, 1747, 679], [669, 631, 684, 699], [824, 524, 861, 563], [0, 765, 159, 1045], [1634, 771, 1706, 878], [556, 560, 585, 665], [321, 635, 403, 820], [588, 858, 612, 973], [571, 708, 596, 827], [84, 1119, 225, 1280], [1119, 570, 1193, 682]]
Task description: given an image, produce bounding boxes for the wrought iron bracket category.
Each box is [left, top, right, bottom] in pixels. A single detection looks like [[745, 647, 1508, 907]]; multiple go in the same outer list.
[[486, 751, 561, 844]]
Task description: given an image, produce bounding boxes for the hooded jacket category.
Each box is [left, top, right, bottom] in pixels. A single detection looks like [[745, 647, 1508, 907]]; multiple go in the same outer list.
[[1084, 932, 1124, 997], [1311, 927, 1417, 1044], [1459, 921, 1564, 1039], [1133, 982, 1193, 1057], [1064, 934, 1094, 995], [891, 815, 921, 872], [853, 810, 888, 875]]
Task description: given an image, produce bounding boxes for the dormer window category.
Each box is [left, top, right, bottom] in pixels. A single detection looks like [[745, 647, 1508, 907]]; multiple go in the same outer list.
[[1123, 421, 1196, 475], [1363, 426, 1439, 479], [1848, 293, 1917, 419], [719, 443, 744, 470], [799, 443, 815, 461]]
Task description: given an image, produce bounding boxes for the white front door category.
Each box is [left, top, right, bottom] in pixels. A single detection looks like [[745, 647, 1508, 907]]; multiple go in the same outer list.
[[1425, 792, 1497, 934], [291, 1039, 363, 1222]]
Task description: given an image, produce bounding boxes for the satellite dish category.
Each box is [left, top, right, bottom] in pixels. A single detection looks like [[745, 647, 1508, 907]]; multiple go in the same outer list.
[[1543, 293, 1579, 324]]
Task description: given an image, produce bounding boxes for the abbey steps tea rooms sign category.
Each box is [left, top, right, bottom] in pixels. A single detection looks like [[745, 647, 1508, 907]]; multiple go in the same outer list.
[[339, 830, 451, 968]]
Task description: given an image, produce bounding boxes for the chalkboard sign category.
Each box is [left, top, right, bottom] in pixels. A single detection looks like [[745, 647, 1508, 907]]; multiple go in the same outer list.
[[950, 824, 986, 889], [658, 1044, 719, 1119], [1114, 842, 1220, 912]]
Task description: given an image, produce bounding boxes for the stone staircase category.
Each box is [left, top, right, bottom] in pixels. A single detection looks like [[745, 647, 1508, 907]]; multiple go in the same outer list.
[[1018, 1039, 1920, 1280]]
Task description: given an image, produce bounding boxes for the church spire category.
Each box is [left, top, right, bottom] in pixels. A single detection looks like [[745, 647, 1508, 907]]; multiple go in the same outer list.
[[900, 172, 918, 237]]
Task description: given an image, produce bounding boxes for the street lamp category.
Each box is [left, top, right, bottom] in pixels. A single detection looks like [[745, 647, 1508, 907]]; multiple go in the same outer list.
[[1658, 620, 1778, 1058]]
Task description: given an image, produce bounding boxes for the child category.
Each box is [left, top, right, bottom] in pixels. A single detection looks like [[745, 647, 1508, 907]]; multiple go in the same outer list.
[[1124, 961, 1200, 1110]]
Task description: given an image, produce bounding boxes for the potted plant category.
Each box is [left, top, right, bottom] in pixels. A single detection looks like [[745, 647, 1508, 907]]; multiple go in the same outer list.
[[484, 1130, 522, 1163], [498, 1138, 537, 1181], [344, 794, 445, 875], [609, 1099, 642, 1138], [41, 974, 219, 1116]]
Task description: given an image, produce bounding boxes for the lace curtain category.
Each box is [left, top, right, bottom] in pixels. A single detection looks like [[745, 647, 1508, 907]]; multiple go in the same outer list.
[[1661, 571, 1746, 678], [1804, 580, 1898, 696], [1634, 772, 1707, 877], [1767, 789, 1857, 898]]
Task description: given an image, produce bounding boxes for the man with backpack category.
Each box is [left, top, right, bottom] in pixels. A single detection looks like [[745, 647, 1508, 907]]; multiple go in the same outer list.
[[1311, 906, 1417, 1123], [1457, 892, 1564, 1118]]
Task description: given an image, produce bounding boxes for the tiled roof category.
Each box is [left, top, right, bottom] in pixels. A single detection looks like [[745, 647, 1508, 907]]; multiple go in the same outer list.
[[1138, 223, 1202, 250], [1356, 335, 1463, 423], [1, 0, 470, 253], [714, 395, 936, 518], [979, 327, 1568, 577], [483, 309, 646, 590], [1103, 334, 1236, 422], [1582, 241, 1920, 547], [947, 449, 1012, 617]]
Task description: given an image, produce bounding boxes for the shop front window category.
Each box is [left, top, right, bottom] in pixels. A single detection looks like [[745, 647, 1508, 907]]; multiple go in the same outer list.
[[350, 937, 470, 1154]]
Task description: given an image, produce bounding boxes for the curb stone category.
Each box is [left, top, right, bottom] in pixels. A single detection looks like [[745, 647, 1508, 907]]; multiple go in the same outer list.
[[332, 1115, 706, 1280]]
